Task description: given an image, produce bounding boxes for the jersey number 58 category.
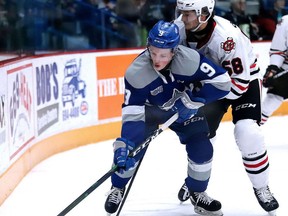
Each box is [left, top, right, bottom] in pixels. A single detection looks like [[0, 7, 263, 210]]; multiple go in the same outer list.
[[222, 57, 243, 76]]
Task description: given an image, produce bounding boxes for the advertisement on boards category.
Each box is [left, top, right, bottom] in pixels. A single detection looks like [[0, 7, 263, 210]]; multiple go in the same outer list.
[[0, 67, 8, 174], [7, 61, 35, 161], [96, 52, 140, 122], [34, 57, 60, 136], [33, 54, 97, 140]]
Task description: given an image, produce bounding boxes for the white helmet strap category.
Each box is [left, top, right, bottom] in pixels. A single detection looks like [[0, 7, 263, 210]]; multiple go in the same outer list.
[[191, 13, 211, 32]]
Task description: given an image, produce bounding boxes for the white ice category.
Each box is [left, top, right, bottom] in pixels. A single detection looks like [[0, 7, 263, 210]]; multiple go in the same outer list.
[[0, 115, 287, 216]]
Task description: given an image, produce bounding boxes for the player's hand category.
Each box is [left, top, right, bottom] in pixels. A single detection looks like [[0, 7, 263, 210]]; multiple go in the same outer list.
[[113, 138, 136, 173], [173, 91, 205, 123], [263, 65, 282, 88]]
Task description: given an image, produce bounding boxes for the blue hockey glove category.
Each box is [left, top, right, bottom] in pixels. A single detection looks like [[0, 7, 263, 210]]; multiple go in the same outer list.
[[173, 91, 205, 123], [113, 138, 136, 173]]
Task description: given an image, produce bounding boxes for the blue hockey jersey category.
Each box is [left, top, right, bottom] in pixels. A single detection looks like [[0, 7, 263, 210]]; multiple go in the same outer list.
[[121, 45, 231, 145]]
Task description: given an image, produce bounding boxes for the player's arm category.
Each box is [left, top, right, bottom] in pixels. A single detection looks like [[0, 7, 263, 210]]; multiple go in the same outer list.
[[120, 79, 147, 145], [269, 16, 287, 67], [264, 17, 288, 88], [191, 54, 231, 104]]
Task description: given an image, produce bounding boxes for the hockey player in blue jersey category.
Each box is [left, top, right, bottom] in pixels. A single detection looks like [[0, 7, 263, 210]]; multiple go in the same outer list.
[[104, 20, 231, 215]]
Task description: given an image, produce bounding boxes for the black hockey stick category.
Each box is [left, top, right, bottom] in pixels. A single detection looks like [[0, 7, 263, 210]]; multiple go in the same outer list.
[[57, 112, 178, 216], [273, 69, 288, 79], [116, 113, 180, 215], [116, 145, 147, 216], [116, 112, 180, 215]]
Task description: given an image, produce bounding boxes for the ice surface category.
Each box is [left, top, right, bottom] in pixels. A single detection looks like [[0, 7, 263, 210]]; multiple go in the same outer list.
[[0, 116, 287, 216]]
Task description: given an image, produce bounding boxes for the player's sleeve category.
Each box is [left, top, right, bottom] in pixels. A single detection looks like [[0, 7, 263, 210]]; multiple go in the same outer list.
[[191, 54, 231, 104], [269, 17, 288, 67], [120, 78, 147, 146], [225, 76, 250, 100]]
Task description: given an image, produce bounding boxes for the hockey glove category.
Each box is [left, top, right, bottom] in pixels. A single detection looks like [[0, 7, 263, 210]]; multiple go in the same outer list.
[[113, 138, 136, 173], [173, 91, 205, 123], [263, 65, 283, 88]]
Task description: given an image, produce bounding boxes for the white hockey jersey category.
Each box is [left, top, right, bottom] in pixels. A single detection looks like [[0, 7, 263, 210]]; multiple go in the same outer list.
[[175, 16, 261, 100], [269, 15, 288, 70]]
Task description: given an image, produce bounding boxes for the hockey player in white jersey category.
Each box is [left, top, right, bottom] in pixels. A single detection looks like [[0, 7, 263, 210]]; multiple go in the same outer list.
[[104, 20, 231, 216], [174, 0, 279, 215], [261, 15, 288, 125]]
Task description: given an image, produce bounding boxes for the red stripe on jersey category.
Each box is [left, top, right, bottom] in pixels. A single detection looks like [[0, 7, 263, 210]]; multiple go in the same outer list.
[[250, 63, 256, 69], [261, 118, 267, 123], [243, 155, 269, 168], [270, 51, 285, 56], [231, 79, 248, 91]]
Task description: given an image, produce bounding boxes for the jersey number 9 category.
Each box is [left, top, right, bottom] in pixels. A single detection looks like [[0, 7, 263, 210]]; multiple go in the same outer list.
[[200, 62, 216, 77]]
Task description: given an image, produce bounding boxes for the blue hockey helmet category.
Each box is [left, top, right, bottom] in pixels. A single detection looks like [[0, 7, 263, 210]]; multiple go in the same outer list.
[[147, 20, 180, 49]]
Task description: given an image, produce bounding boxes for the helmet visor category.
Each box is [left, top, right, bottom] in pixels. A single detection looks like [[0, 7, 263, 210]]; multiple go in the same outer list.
[[175, 9, 198, 22]]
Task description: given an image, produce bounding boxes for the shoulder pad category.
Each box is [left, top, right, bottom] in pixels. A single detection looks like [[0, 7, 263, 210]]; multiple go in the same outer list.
[[125, 51, 158, 89]]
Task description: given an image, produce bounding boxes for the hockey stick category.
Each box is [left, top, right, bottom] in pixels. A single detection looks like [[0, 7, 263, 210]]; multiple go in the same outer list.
[[116, 112, 179, 215], [116, 144, 147, 216], [57, 112, 179, 216], [116, 113, 182, 215], [273, 69, 288, 79]]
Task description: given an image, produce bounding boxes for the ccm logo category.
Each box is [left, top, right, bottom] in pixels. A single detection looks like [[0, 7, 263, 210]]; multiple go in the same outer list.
[[184, 116, 205, 126], [235, 103, 256, 111]]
